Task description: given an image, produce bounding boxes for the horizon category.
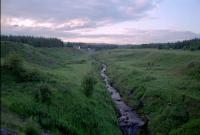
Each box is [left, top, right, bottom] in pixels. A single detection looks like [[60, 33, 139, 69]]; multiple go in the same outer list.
[[1, 0, 200, 44], [2, 34, 199, 46]]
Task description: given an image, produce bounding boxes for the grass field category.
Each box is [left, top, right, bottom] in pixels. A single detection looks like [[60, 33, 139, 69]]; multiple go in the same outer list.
[[95, 49, 200, 135], [1, 41, 200, 135], [1, 41, 122, 135]]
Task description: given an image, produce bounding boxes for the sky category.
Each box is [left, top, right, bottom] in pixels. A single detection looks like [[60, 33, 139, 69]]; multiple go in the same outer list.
[[1, 0, 200, 44]]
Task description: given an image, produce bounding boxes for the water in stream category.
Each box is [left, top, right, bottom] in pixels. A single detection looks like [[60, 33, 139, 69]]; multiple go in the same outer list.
[[101, 64, 145, 135]]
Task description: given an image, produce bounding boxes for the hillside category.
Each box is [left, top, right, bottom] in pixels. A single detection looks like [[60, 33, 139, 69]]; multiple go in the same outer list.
[[1, 38, 200, 135], [95, 49, 200, 135], [1, 41, 122, 135]]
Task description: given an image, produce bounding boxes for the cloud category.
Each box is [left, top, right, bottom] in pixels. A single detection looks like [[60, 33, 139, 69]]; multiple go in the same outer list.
[[1, 16, 95, 30], [2, 21, 199, 44], [2, 0, 160, 23], [1, 0, 199, 44], [62, 29, 200, 44], [2, 16, 53, 28]]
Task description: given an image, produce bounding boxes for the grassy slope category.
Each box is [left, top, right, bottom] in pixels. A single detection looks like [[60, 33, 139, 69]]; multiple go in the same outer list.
[[1, 41, 122, 135], [96, 49, 200, 135]]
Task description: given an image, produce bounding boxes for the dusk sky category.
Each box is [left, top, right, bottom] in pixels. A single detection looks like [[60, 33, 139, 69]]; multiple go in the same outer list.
[[1, 0, 200, 44]]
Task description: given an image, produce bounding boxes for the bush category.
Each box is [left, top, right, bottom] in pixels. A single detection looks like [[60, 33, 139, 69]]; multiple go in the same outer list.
[[82, 75, 96, 97], [169, 119, 200, 135], [18, 68, 41, 82], [4, 53, 23, 72], [3, 53, 41, 82], [25, 118, 41, 135], [9, 102, 29, 118], [153, 105, 189, 134], [187, 61, 200, 80], [134, 85, 146, 100], [35, 84, 52, 104]]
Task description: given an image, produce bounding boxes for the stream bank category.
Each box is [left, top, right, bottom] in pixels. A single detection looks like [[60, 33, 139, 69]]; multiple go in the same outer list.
[[100, 64, 149, 135]]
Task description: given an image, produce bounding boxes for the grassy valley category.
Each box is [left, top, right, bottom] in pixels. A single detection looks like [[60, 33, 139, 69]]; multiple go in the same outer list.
[[95, 49, 200, 135], [1, 41, 122, 135], [1, 0, 200, 134], [1, 36, 200, 135]]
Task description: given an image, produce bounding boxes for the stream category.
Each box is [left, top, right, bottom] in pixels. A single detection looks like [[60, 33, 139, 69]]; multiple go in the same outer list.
[[101, 64, 146, 135]]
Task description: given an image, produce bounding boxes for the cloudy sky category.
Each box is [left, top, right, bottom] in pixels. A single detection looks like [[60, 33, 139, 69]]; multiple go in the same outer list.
[[1, 0, 200, 44]]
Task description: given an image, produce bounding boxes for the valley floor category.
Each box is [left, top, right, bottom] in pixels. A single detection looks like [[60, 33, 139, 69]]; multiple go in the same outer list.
[[95, 49, 200, 135], [1, 41, 122, 135], [1, 41, 200, 135]]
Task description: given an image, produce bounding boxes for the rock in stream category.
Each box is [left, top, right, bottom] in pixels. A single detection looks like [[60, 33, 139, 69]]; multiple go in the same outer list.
[[101, 64, 145, 135]]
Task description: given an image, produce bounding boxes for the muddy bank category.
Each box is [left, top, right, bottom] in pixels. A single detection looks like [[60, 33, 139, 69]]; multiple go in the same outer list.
[[101, 64, 148, 135]]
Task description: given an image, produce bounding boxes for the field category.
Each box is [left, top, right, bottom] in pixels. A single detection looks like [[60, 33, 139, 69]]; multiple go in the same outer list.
[[1, 40, 200, 135], [95, 49, 200, 135], [1, 41, 122, 135]]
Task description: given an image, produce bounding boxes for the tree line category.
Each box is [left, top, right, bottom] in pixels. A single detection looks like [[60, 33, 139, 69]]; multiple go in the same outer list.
[[1, 35, 64, 47], [66, 38, 200, 51], [65, 42, 119, 50], [1, 35, 199, 50], [138, 38, 200, 50]]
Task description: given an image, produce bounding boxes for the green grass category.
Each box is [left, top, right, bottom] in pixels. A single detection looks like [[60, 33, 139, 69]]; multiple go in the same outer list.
[[1, 41, 122, 135], [95, 49, 200, 135], [2, 41, 200, 135]]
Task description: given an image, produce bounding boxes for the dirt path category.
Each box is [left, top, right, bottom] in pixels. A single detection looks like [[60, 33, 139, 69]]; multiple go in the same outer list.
[[101, 64, 145, 135]]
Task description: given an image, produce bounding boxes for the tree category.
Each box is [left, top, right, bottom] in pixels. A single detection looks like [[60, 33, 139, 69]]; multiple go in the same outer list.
[[1, 35, 64, 47]]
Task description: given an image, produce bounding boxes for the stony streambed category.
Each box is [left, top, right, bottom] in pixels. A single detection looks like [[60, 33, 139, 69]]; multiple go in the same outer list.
[[101, 64, 146, 135]]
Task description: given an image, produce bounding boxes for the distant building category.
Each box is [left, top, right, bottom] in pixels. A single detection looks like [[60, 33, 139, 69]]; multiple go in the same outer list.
[[74, 45, 81, 49], [87, 47, 95, 52]]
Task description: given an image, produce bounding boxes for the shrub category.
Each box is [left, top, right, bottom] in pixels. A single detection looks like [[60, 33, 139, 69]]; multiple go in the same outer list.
[[82, 75, 96, 97], [4, 53, 23, 73], [25, 118, 41, 135], [169, 119, 200, 135], [134, 85, 146, 100], [18, 68, 41, 82], [187, 61, 200, 80], [153, 105, 189, 134], [35, 84, 52, 105], [4, 53, 41, 82], [9, 102, 28, 118]]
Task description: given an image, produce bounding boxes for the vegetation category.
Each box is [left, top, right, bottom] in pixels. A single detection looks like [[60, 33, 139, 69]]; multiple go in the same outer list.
[[82, 74, 97, 97], [1, 35, 64, 47], [1, 41, 121, 135], [35, 84, 52, 105], [2, 35, 199, 50], [25, 118, 41, 135], [67, 38, 200, 51], [138, 38, 200, 50], [3, 52, 41, 82], [1, 35, 200, 135], [95, 49, 200, 135], [66, 42, 119, 50]]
